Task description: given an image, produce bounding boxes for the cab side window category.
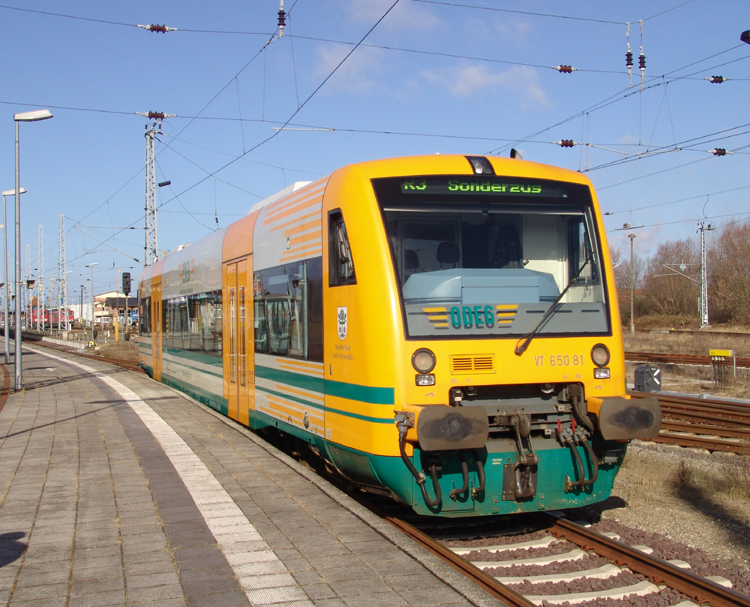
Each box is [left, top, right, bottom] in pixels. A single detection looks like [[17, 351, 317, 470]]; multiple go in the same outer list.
[[329, 210, 356, 286]]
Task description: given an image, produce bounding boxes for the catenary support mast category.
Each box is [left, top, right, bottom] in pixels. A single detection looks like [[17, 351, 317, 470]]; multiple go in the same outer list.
[[59, 215, 66, 332], [137, 111, 174, 266], [38, 226, 43, 331]]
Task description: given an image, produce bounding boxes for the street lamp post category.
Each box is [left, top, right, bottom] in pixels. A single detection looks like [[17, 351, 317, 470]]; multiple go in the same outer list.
[[88, 262, 98, 345], [14, 109, 53, 391], [628, 234, 636, 335], [1, 188, 25, 365]]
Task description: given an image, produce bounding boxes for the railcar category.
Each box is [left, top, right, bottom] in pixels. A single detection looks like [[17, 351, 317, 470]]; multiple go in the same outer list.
[[138, 154, 660, 517]]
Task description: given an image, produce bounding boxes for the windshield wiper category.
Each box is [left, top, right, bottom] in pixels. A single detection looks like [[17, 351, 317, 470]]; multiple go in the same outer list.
[[514, 253, 593, 356]]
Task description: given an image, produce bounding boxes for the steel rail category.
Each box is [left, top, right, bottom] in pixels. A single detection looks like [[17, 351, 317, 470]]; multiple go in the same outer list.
[[544, 515, 750, 607], [652, 432, 750, 455], [661, 419, 750, 439], [660, 406, 750, 425], [383, 516, 536, 607], [625, 351, 750, 368]]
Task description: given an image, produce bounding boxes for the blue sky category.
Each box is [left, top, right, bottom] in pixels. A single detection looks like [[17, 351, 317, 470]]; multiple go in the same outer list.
[[1, 0, 749, 298]]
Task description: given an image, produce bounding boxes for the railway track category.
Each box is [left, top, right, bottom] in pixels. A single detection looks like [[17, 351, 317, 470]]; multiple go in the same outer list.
[[385, 512, 750, 607], [630, 391, 750, 455], [18, 339, 749, 606], [625, 351, 750, 368], [22, 336, 143, 374]]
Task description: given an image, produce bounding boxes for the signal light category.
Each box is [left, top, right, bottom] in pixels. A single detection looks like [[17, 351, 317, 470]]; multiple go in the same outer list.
[[122, 272, 131, 295]]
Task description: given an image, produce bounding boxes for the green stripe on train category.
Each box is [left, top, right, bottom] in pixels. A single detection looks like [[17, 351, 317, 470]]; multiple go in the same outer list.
[[256, 365, 394, 405], [257, 385, 391, 424], [160, 372, 228, 416], [163, 346, 223, 368]]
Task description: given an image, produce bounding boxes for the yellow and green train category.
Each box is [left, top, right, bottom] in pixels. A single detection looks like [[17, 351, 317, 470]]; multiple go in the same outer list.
[[138, 154, 660, 517]]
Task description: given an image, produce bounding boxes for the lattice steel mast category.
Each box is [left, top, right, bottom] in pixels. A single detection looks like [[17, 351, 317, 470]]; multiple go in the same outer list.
[[59, 215, 66, 332], [137, 111, 174, 266], [697, 222, 714, 329], [38, 226, 43, 332]]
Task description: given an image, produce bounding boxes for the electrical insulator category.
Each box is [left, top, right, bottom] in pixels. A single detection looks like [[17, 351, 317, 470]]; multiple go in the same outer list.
[[137, 23, 177, 33], [710, 148, 727, 156], [557, 140, 575, 148], [148, 112, 166, 120], [705, 76, 728, 84], [552, 65, 574, 74], [625, 51, 633, 68], [278, 0, 286, 36], [639, 53, 646, 70]]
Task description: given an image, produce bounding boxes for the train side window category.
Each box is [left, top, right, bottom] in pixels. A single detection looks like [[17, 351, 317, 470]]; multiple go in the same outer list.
[[329, 210, 356, 286], [139, 295, 151, 336], [306, 257, 324, 362], [267, 300, 291, 355], [254, 299, 269, 353]]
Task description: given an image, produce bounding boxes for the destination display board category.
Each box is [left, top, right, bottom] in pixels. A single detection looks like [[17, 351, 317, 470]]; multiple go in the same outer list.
[[399, 177, 568, 198]]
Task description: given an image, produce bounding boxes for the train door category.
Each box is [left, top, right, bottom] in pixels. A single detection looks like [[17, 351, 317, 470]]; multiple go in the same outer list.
[[223, 258, 254, 425], [151, 282, 163, 381]]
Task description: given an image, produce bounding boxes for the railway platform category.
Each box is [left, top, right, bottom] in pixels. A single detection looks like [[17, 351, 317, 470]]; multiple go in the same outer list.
[[0, 343, 503, 607]]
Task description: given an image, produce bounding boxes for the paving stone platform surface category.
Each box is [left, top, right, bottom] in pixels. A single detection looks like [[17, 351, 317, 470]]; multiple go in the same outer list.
[[0, 343, 504, 607]]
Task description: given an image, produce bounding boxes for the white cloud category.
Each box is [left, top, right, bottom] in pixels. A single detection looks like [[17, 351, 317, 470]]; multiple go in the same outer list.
[[424, 64, 551, 109], [313, 44, 387, 95], [343, 0, 442, 32]]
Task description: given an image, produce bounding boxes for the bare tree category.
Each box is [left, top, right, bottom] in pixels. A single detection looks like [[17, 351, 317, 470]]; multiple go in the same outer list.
[[642, 238, 700, 317], [709, 220, 750, 324]]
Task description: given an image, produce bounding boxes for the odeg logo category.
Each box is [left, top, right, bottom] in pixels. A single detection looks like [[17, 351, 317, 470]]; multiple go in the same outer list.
[[337, 307, 348, 340]]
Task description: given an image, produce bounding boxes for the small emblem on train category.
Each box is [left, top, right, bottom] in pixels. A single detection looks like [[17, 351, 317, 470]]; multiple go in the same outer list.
[[337, 306, 348, 340]]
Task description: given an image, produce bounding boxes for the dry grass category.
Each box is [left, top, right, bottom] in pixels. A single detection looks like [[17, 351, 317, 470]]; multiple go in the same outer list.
[[624, 330, 750, 358], [96, 340, 139, 363], [619, 445, 750, 507], [624, 323, 750, 399]]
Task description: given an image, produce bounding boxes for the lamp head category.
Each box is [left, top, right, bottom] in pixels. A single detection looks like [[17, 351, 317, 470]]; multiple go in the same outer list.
[[1, 188, 26, 197], [14, 109, 53, 122]]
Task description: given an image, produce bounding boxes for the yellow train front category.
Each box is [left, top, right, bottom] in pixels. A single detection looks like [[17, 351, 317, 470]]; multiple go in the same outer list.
[[138, 154, 661, 517]]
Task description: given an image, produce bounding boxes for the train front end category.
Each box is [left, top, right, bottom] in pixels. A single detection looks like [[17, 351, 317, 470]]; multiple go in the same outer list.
[[325, 155, 660, 517]]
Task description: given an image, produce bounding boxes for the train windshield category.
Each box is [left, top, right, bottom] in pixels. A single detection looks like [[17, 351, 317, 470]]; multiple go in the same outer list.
[[372, 175, 610, 339]]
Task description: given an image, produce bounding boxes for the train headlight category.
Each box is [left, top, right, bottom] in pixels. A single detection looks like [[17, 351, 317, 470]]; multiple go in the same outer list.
[[594, 368, 611, 379], [591, 344, 610, 368], [412, 348, 436, 373], [415, 374, 436, 386]]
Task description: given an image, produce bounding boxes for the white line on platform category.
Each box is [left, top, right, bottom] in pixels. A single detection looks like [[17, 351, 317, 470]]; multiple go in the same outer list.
[[33, 348, 313, 607]]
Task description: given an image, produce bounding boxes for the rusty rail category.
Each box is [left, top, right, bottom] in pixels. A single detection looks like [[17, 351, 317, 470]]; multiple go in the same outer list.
[[545, 515, 750, 607], [626, 351, 750, 368]]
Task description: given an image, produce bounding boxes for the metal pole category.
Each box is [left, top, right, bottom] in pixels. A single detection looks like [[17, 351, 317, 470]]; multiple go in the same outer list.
[[90, 262, 97, 345], [14, 120, 22, 390], [3, 195, 8, 364], [628, 233, 636, 335]]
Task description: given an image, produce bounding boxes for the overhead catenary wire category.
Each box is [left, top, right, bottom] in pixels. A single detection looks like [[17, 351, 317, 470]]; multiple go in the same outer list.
[[54, 0, 405, 263], [6, 0, 749, 275]]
